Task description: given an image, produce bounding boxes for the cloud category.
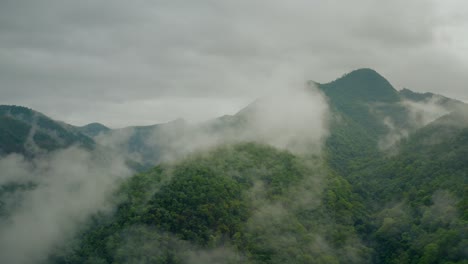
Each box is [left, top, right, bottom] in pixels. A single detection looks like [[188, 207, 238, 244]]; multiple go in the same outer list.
[[378, 97, 451, 150], [0, 0, 467, 126], [0, 147, 131, 264], [131, 74, 331, 163], [402, 97, 450, 127], [378, 116, 410, 150], [244, 82, 329, 154], [421, 190, 459, 227], [0, 154, 34, 186]]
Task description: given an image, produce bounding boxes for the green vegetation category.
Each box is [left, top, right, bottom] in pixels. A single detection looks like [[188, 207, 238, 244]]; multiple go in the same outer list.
[[51, 143, 371, 264], [2, 69, 467, 263], [0, 105, 94, 156], [345, 111, 468, 263], [319, 70, 468, 263]]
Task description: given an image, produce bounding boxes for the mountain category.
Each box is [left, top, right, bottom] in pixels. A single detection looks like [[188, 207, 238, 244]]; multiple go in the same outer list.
[[319, 68, 400, 103], [0, 106, 98, 221], [0, 105, 95, 157], [92, 118, 189, 166], [52, 106, 468, 264], [2, 69, 467, 264], [344, 107, 468, 263], [50, 143, 370, 264], [317, 70, 467, 263], [76, 122, 111, 138], [318, 68, 465, 175], [319, 69, 406, 142], [399, 88, 465, 111]]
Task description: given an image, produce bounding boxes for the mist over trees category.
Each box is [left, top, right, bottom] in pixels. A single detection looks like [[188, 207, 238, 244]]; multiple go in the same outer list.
[[0, 69, 467, 264]]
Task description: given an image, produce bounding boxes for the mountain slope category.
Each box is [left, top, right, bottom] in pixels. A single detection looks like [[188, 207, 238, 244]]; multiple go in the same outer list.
[[399, 88, 465, 112], [76, 122, 111, 138], [0, 105, 95, 156], [319, 68, 400, 104], [2, 69, 467, 264], [317, 69, 402, 175], [319, 69, 406, 139], [318, 69, 465, 175], [315, 70, 467, 262], [343, 107, 468, 263], [51, 143, 370, 264]]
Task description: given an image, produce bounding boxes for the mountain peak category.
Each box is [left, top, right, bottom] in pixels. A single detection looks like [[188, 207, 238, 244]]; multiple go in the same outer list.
[[319, 68, 400, 103], [78, 122, 110, 137], [343, 67, 382, 78]]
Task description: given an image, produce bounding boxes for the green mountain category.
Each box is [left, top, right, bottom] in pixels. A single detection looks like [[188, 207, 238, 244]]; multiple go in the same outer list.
[[318, 69, 464, 175], [318, 70, 467, 263], [0, 105, 95, 156], [52, 108, 467, 263], [319, 68, 406, 139], [345, 108, 468, 263], [51, 143, 370, 264], [2, 69, 467, 264], [319, 68, 400, 103], [399, 88, 465, 111]]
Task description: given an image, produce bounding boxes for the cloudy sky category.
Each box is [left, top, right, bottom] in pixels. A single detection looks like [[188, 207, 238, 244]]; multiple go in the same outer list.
[[1, 0, 467, 127]]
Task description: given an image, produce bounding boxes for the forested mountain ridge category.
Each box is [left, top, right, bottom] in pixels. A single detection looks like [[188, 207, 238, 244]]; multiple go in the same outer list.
[[319, 68, 463, 137], [318, 68, 465, 175], [50, 143, 372, 264], [76, 122, 111, 138], [319, 68, 400, 103], [0, 105, 95, 157], [399, 88, 465, 111], [1, 69, 466, 263], [314, 69, 466, 263], [343, 107, 468, 263], [74, 68, 464, 169], [318, 70, 467, 262]]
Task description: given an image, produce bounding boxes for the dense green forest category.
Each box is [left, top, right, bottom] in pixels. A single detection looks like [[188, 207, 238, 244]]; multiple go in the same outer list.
[[1, 69, 467, 263], [50, 143, 371, 264]]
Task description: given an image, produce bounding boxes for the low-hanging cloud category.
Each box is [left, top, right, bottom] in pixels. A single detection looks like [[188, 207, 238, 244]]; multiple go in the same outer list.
[[0, 147, 132, 264], [402, 97, 450, 127], [86, 69, 331, 166], [135, 70, 331, 163], [244, 82, 329, 153], [378, 96, 452, 150]]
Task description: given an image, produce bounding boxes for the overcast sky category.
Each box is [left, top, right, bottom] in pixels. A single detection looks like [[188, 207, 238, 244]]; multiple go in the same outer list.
[[1, 0, 467, 127]]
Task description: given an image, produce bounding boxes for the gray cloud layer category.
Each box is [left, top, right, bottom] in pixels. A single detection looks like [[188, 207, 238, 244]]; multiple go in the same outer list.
[[0, 0, 467, 127]]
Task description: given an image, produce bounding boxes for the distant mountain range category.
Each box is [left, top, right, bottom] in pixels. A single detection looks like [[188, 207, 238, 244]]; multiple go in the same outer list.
[[1, 68, 464, 164]]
